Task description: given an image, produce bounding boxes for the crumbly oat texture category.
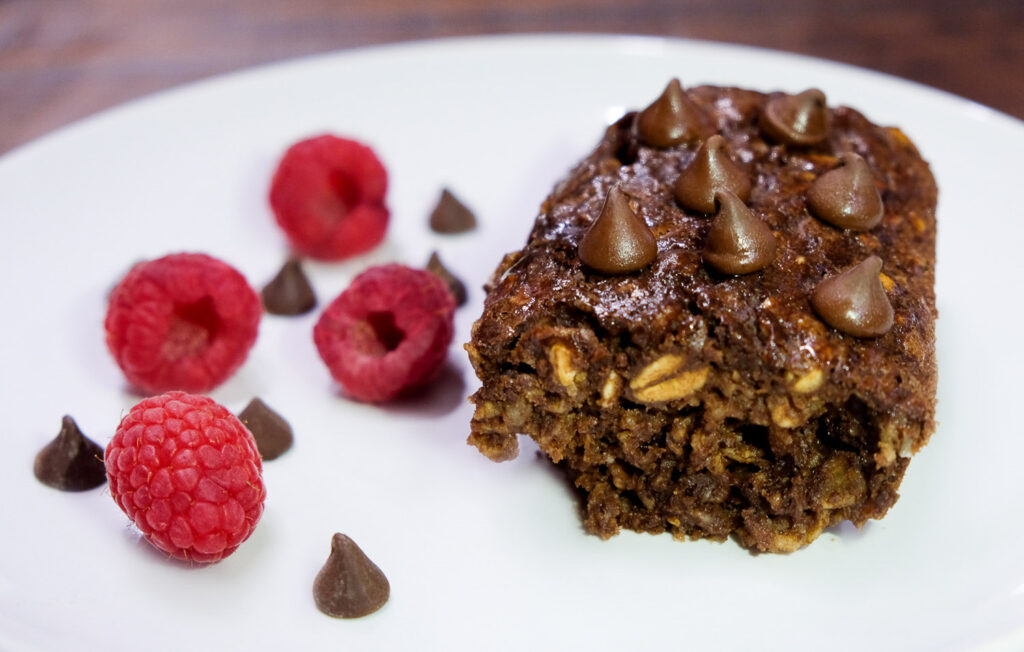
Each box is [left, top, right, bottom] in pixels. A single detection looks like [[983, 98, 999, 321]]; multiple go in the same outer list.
[[465, 85, 937, 553]]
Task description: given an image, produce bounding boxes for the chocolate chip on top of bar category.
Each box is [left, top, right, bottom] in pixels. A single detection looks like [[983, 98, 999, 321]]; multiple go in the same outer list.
[[812, 255, 894, 337], [702, 190, 777, 275], [759, 88, 830, 147], [673, 134, 752, 214], [635, 78, 710, 148], [807, 152, 885, 231], [578, 186, 658, 274]]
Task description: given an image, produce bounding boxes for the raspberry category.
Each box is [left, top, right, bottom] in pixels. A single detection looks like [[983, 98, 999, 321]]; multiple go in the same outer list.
[[105, 253, 262, 394], [269, 134, 389, 261], [105, 392, 266, 563], [313, 264, 456, 402]]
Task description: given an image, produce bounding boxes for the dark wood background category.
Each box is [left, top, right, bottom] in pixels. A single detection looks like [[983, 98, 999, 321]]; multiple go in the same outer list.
[[1, 0, 1021, 154]]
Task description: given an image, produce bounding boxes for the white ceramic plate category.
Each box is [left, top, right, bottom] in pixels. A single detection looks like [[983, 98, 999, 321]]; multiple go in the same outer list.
[[1, 35, 1022, 652]]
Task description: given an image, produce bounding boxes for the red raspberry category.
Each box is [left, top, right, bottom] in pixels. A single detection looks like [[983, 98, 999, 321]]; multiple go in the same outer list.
[[269, 134, 389, 261], [105, 253, 262, 394], [105, 392, 266, 564], [313, 264, 456, 402]]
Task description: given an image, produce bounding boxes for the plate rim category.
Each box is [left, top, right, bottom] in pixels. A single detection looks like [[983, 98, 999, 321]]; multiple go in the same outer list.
[[3, 32, 1022, 167]]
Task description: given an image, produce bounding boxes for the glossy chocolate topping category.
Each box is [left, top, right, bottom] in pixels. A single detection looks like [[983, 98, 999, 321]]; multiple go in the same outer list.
[[578, 186, 658, 274], [262, 258, 317, 315], [811, 255, 894, 337], [238, 398, 293, 460], [636, 78, 708, 148], [702, 190, 777, 275], [33, 415, 106, 491], [473, 85, 936, 420], [807, 152, 884, 231], [429, 188, 477, 234], [427, 251, 468, 306], [759, 89, 829, 146], [313, 533, 390, 619], [674, 134, 752, 214]]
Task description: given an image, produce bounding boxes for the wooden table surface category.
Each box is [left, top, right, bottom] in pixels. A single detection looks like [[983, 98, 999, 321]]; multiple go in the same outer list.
[[1, 0, 1021, 154]]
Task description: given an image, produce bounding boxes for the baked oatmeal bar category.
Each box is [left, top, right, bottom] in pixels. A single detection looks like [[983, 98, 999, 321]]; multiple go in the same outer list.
[[465, 81, 937, 552]]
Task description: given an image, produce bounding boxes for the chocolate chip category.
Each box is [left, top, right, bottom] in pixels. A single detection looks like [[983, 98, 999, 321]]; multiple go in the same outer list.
[[807, 152, 884, 231], [33, 416, 106, 491], [578, 186, 658, 274], [759, 89, 829, 146], [609, 111, 640, 164], [636, 78, 708, 148], [811, 255, 894, 337], [238, 398, 293, 460], [313, 533, 390, 619], [428, 188, 477, 234], [426, 251, 467, 306], [702, 191, 776, 275], [262, 258, 317, 315], [674, 135, 752, 214]]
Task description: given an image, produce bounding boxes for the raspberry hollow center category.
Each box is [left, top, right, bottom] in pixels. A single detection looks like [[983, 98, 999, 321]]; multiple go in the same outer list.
[[366, 311, 404, 352], [329, 170, 363, 216], [163, 297, 221, 360]]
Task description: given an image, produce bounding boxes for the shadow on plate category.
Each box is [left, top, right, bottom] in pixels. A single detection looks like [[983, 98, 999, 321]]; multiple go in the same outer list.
[[376, 360, 467, 418], [825, 518, 874, 542], [121, 526, 205, 570]]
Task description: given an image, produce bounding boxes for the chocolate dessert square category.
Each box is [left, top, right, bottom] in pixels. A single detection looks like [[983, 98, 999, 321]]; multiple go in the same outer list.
[[465, 82, 937, 552]]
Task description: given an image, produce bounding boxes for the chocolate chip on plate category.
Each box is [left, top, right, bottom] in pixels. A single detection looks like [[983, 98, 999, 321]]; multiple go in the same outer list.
[[313, 533, 390, 618], [426, 251, 468, 306], [262, 258, 317, 316], [238, 398, 294, 460], [428, 188, 477, 234], [34, 416, 106, 491]]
